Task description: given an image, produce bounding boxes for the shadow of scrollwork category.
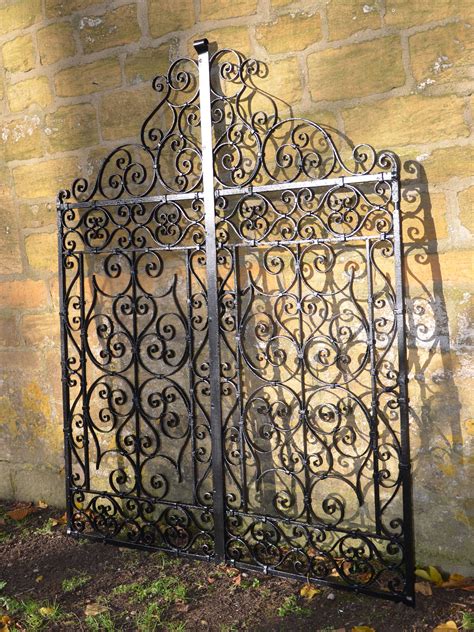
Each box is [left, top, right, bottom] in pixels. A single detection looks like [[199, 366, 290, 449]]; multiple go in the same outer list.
[[58, 44, 426, 601]]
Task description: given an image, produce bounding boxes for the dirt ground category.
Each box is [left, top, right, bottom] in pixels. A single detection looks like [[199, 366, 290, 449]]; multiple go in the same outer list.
[[0, 501, 472, 632]]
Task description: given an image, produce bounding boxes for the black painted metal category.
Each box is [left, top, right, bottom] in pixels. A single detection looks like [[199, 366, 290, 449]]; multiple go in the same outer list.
[[57, 41, 414, 604]]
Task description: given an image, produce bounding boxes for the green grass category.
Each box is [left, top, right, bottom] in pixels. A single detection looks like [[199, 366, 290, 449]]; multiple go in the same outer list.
[[34, 518, 55, 536], [462, 611, 474, 631], [277, 594, 311, 618], [135, 603, 164, 632], [62, 572, 92, 593], [85, 611, 116, 632], [112, 577, 187, 604]]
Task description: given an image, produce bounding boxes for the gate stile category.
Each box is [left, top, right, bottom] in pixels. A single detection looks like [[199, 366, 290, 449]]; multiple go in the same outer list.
[[58, 39, 414, 604]]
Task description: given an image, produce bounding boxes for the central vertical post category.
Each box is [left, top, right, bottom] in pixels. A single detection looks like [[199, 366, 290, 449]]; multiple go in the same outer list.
[[194, 38, 226, 561]]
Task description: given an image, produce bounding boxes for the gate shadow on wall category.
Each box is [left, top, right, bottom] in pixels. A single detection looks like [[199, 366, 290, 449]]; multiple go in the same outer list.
[[57, 43, 460, 602]]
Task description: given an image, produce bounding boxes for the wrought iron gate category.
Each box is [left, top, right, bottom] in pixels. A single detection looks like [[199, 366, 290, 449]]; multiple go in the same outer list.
[[58, 40, 414, 604]]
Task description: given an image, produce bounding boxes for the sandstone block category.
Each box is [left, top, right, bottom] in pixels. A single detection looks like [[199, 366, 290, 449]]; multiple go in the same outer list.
[[54, 58, 121, 97], [410, 22, 474, 90], [2, 34, 35, 73], [45, 103, 99, 152], [125, 44, 171, 86], [200, 0, 257, 21], [79, 4, 141, 54], [342, 95, 468, 147], [1, 114, 45, 162], [45, 0, 102, 18], [0, 0, 42, 36], [20, 313, 59, 346], [458, 186, 474, 233], [37, 22, 76, 66], [99, 86, 158, 140], [256, 12, 322, 54], [148, 0, 195, 38], [327, 0, 382, 41], [7, 77, 53, 113], [308, 36, 405, 102], [0, 279, 49, 309], [12, 156, 80, 199], [384, 0, 471, 28], [25, 232, 58, 273], [189, 26, 251, 57]]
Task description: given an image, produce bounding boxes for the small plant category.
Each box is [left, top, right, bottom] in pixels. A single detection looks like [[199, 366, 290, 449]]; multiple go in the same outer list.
[[22, 599, 63, 632], [62, 573, 91, 593], [135, 603, 164, 632], [85, 611, 116, 632], [34, 518, 55, 536], [166, 622, 186, 632], [462, 611, 474, 631], [111, 581, 141, 597], [112, 577, 186, 604], [0, 580, 6, 592], [277, 594, 311, 618]]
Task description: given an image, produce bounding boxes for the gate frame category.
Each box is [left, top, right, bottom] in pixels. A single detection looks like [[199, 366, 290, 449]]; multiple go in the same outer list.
[[57, 38, 415, 605]]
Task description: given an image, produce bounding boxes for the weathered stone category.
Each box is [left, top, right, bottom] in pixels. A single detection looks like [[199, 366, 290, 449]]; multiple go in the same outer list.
[[0, 316, 20, 347], [0, 279, 48, 309], [308, 36, 405, 102], [458, 186, 474, 233], [402, 191, 448, 242], [256, 12, 322, 54], [25, 232, 57, 273], [271, 0, 293, 5], [20, 202, 56, 229], [7, 76, 53, 113], [342, 95, 468, 147], [45, 103, 99, 152], [0, 201, 22, 275], [54, 58, 121, 97], [45, 0, 102, 18], [148, 0, 195, 38], [327, 0, 382, 41], [418, 145, 474, 185], [189, 26, 251, 56], [1, 114, 44, 161], [0, 0, 42, 36], [99, 86, 158, 140], [78, 4, 141, 54], [37, 22, 76, 66], [20, 313, 59, 346], [125, 44, 171, 85], [12, 156, 80, 199], [410, 22, 474, 91], [384, 0, 471, 28], [200, 0, 258, 21], [2, 34, 35, 73], [258, 57, 302, 106]]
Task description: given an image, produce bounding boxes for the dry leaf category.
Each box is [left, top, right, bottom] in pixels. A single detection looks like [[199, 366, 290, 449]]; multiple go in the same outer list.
[[38, 501, 48, 509], [415, 581, 432, 596], [441, 573, 474, 589], [433, 621, 458, 631], [352, 627, 376, 632], [85, 603, 109, 617], [232, 574, 242, 586], [207, 577, 216, 584], [6, 505, 37, 521], [39, 607, 54, 617], [51, 513, 67, 527], [300, 584, 321, 600], [415, 566, 443, 586], [35, 576, 44, 583]]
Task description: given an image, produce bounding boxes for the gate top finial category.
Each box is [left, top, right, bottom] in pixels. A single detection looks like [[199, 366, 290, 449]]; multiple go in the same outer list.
[[194, 38, 209, 55]]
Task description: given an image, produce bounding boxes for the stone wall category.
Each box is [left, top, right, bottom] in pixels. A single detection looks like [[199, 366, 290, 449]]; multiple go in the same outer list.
[[0, 0, 472, 573]]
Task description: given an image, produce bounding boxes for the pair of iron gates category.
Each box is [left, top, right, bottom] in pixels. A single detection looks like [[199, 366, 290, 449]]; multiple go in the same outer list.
[[57, 40, 414, 604]]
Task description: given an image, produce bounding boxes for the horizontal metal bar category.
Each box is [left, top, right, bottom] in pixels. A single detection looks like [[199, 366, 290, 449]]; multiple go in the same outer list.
[[227, 232, 393, 249], [61, 243, 204, 256], [62, 172, 392, 211], [216, 172, 393, 198], [226, 508, 401, 544]]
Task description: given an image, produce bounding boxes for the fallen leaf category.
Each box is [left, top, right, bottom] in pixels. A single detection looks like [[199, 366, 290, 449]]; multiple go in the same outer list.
[[85, 603, 109, 617], [433, 621, 458, 631], [352, 627, 376, 632], [6, 505, 37, 521], [232, 574, 242, 586], [51, 513, 67, 527], [300, 584, 321, 600], [428, 566, 443, 586], [39, 607, 54, 617], [38, 501, 48, 509], [207, 577, 216, 584], [35, 576, 44, 583], [415, 581, 432, 596], [461, 585, 474, 591], [441, 573, 474, 589]]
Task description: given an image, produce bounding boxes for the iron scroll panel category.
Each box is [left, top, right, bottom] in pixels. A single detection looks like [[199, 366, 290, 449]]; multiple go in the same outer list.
[[58, 40, 414, 604]]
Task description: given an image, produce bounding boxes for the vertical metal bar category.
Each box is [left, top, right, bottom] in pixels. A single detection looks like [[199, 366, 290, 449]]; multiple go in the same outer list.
[[194, 38, 226, 561], [185, 250, 198, 504], [365, 239, 381, 533], [391, 165, 415, 605], [131, 250, 142, 496], [78, 251, 90, 489], [57, 201, 74, 530]]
